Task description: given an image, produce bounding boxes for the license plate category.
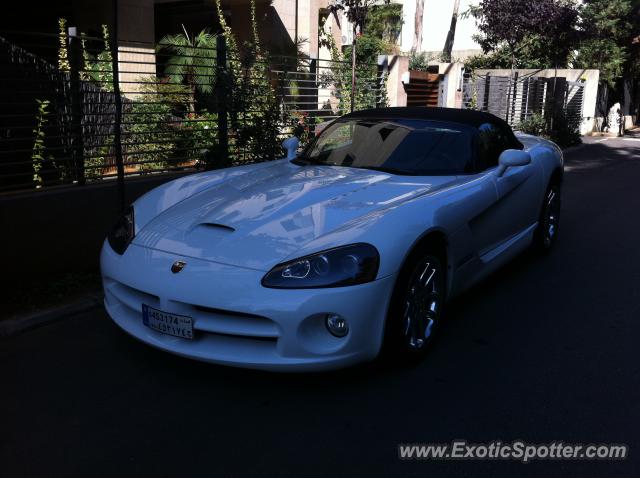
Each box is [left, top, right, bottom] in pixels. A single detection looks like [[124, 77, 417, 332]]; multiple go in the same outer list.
[[142, 304, 194, 340]]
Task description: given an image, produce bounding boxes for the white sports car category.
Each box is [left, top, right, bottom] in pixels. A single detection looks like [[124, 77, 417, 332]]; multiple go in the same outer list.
[[101, 107, 563, 371]]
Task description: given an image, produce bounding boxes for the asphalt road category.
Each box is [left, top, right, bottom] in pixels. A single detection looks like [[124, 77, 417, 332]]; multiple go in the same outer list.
[[2, 135, 640, 477]]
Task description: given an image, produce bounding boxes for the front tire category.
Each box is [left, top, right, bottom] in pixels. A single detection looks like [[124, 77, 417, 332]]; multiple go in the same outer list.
[[383, 251, 445, 363], [534, 179, 562, 252]]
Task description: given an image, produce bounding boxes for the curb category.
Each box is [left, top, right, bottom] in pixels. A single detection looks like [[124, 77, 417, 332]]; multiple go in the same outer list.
[[562, 141, 589, 154], [586, 132, 619, 138], [0, 294, 103, 338]]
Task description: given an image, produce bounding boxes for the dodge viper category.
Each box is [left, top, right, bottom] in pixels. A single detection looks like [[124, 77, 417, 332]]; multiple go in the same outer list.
[[101, 107, 563, 371]]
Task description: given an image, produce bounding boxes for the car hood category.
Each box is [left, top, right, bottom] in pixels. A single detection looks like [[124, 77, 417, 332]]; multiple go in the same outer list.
[[133, 160, 456, 271]]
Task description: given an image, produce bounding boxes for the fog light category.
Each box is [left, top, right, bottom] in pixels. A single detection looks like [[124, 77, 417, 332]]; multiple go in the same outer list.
[[325, 314, 349, 337]]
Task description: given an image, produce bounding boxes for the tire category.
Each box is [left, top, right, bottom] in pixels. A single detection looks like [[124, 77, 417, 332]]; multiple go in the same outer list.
[[382, 249, 446, 363], [534, 178, 562, 252]]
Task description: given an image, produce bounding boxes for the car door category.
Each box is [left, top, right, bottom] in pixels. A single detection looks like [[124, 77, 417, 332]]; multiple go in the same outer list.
[[446, 122, 543, 296], [466, 122, 540, 258], [442, 164, 500, 296], [484, 122, 542, 245]]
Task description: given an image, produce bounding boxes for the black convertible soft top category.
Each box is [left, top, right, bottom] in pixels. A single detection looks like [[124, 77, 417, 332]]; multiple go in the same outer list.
[[342, 107, 523, 149]]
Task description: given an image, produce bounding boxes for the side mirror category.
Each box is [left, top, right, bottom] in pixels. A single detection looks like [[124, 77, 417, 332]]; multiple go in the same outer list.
[[282, 136, 300, 160], [496, 149, 531, 177]]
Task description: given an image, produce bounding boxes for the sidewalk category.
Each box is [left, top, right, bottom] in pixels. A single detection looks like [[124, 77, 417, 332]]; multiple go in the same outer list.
[[624, 126, 640, 138], [1, 293, 103, 337]]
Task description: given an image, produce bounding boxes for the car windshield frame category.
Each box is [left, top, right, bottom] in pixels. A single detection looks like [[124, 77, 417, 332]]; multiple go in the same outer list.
[[293, 118, 477, 176]]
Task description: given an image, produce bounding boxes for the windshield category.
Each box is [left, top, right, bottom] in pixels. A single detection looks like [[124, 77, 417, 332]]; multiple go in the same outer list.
[[295, 119, 474, 175]]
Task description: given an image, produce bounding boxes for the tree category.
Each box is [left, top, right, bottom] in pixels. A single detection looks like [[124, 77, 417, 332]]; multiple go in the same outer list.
[[574, 0, 633, 86], [574, 0, 640, 129], [411, 0, 425, 54], [364, 2, 404, 47], [626, 1, 640, 121], [470, 0, 579, 69], [328, 0, 390, 112], [319, 5, 391, 114], [157, 26, 218, 113], [442, 0, 460, 62]]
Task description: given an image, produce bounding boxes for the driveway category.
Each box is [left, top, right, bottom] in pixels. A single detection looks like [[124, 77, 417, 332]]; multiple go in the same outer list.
[[2, 136, 640, 477]]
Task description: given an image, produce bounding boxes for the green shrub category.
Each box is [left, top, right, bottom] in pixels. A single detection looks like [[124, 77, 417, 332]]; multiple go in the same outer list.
[[517, 111, 581, 147], [124, 100, 176, 172], [84, 136, 111, 180], [179, 111, 218, 167], [518, 113, 546, 136], [409, 51, 439, 71]]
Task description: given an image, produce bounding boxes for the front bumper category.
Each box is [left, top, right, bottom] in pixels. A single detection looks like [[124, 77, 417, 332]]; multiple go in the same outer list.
[[100, 242, 396, 371]]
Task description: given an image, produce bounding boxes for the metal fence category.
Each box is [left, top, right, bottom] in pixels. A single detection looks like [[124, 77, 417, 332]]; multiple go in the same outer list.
[[462, 71, 585, 129], [0, 30, 385, 193]]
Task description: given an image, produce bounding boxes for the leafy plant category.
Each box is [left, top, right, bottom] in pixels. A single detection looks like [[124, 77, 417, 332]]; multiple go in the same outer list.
[[319, 25, 385, 114], [81, 25, 114, 90], [120, 77, 185, 172], [409, 51, 439, 71], [157, 26, 218, 113], [32, 99, 52, 187], [326, 2, 393, 111], [57, 18, 70, 71], [123, 101, 176, 172], [84, 136, 111, 180], [214, 0, 243, 90], [215, 0, 284, 164], [287, 111, 313, 145], [179, 111, 219, 167], [517, 112, 547, 136], [517, 111, 581, 147], [326, 1, 391, 112], [465, 80, 479, 110]]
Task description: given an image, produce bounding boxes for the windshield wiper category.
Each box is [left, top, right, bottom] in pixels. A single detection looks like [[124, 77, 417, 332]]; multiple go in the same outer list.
[[292, 156, 341, 167], [291, 155, 322, 166], [292, 158, 410, 174], [357, 165, 417, 175]]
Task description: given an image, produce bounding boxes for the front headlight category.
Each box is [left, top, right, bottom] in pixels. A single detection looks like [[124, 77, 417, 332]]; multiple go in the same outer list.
[[261, 243, 379, 289], [108, 206, 135, 255]]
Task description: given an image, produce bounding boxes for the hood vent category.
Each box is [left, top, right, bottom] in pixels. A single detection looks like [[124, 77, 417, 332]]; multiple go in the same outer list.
[[198, 223, 235, 233]]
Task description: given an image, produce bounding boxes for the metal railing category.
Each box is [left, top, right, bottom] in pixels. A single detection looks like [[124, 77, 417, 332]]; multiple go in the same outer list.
[[462, 71, 585, 129], [0, 30, 385, 193]]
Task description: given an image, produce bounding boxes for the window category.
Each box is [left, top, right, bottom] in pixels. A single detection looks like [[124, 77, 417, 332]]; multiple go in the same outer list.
[[475, 122, 511, 171], [296, 119, 475, 175]]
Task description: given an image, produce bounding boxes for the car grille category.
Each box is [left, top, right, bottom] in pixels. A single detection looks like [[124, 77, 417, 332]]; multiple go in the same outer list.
[[103, 278, 279, 345]]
